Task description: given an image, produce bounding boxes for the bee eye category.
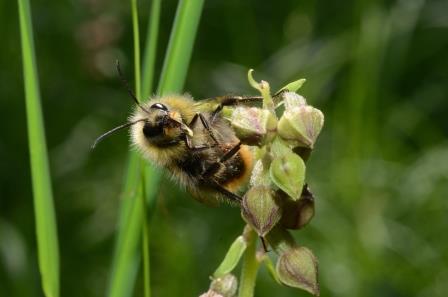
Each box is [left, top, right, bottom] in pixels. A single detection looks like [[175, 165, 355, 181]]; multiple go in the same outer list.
[[143, 121, 164, 138], [150, 103, 168, 111]]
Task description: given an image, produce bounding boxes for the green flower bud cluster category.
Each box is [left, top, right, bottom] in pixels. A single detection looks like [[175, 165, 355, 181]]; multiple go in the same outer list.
[[207, 70, 323, 297], [239, 70, 322, 296]]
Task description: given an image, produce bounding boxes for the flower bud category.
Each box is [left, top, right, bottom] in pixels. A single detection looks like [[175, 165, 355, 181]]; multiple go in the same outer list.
[[241, 186, 282, 236], [210, 274, 238, 297], [281, 185, 315, 230], [277, 94, 324, 149], [276, 246, 320, 296], [230, 107, 277, 146]]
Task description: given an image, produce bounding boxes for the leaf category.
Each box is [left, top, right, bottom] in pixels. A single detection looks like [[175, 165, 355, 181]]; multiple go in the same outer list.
[[277, 78, 306, 93], [213, 236, 247, 278], [276, 246, 320, 296], [18, 0, 60, 296], [269, 150, 306, 200]]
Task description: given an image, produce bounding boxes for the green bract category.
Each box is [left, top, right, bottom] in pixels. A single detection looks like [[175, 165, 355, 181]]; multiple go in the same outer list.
[[269, 138, 306, 200]]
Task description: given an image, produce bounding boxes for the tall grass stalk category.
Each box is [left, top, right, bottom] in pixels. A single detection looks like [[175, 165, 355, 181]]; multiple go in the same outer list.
[[131, 0, 151, 296], [142, 0, 161, 99], [108, 1, 204, 296], [17, 0, 60, 296]]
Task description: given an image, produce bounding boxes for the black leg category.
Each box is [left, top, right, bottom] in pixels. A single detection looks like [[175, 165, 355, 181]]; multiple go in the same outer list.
[[201, 142, 242, 178], [189, 112, 219, 145], [209, 178, 242, 202], [211, 95, 264, 122], [260, 236, 269, 252], [198, 113, 219, 145], [183, 134, 216, 151]]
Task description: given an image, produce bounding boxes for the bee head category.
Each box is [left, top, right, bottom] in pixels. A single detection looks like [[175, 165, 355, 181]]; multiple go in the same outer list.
[[140, 102, 193, 147]]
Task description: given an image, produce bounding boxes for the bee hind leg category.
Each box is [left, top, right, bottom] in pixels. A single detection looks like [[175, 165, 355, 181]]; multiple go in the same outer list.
[[208, 179, 242, 202], [201, 142, 242, 178], [211, 91, 289, 121]]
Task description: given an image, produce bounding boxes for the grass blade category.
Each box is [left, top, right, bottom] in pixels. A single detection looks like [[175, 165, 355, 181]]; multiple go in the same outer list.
[[158, 0, 205, 94], [108, 153, 142, 297], [142, 0, 162, 99], [108, 0, 204, 296], [17, 0, 60, 296]]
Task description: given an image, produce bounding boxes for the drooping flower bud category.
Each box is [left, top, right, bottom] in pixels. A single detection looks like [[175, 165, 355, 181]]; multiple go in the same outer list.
[[276, 246, 320, 296], [277, 93, 324, 149], [281, 185, 315, 230], [241, 185, 282, 236], [210, 274, 238, 297]]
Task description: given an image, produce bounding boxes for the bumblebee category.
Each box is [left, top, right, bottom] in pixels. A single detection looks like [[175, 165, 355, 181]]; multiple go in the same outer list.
[[93, 69, 264, 204]]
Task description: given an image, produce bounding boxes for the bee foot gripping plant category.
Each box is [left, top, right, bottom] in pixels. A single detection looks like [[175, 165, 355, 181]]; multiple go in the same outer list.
[[201, 70, 324, 297]]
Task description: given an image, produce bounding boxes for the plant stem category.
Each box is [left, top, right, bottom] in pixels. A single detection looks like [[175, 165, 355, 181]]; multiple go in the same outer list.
[[238, 226, 260, 297], [131, 0, 141, 100], [140, 168, 151, 297], [131, 0, 150, 296]]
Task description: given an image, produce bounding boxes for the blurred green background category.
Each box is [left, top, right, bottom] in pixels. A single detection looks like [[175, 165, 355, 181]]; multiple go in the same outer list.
[[1, 0, 448, 296]]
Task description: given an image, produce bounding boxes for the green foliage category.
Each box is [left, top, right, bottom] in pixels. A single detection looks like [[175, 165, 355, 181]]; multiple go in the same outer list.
[[108, 1, 204, 297], [17, 0, 59, 296], [3, 1, 448, 297], [213, 236, 247, 278]]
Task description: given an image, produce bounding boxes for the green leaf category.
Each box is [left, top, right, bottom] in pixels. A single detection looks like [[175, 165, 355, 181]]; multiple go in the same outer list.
[[276, 246, 320, 296], [17, 0, 60, 296], [277, 78, 306, 93], [214, 236, 247, 278], [269, 147, 306, 200]]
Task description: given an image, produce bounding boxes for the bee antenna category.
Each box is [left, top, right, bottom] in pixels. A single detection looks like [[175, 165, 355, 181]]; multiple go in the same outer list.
[[116, 60, 150, 113], [91, 119, 146, 150]]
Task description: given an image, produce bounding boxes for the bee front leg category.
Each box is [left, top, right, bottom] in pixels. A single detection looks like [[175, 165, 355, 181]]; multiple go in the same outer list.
[[189, 112, 219, 145]]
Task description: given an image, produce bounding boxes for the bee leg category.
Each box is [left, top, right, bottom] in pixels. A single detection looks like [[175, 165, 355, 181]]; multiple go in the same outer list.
[[201, 142, 242, 178], [183, 135, 215, 152], [211, 95, 263, 122], [209, 179, 242, 202], [189, 113, 219, 145], [211, 91, 289, 121]]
